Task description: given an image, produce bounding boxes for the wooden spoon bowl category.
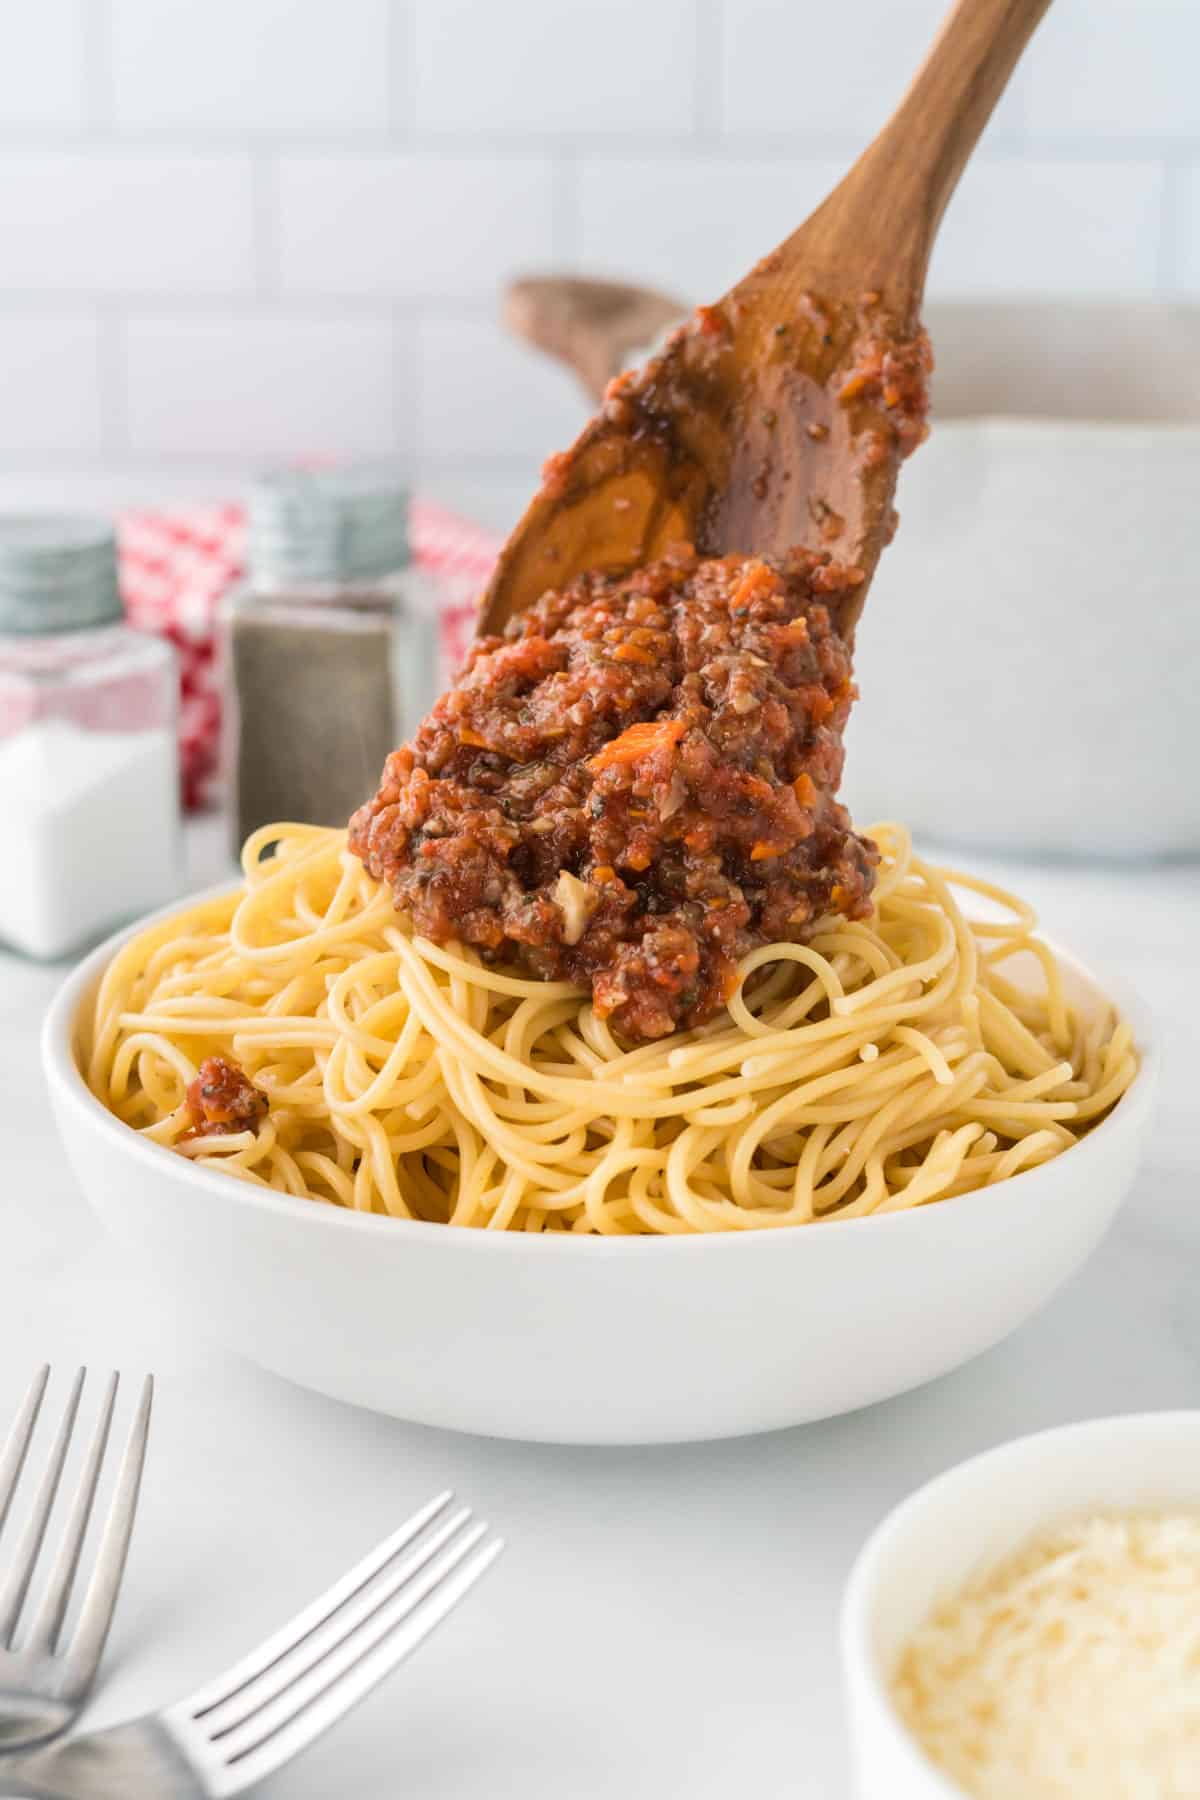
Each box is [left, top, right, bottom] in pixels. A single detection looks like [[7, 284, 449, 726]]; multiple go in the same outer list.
[[480, 0, 1052, 644]]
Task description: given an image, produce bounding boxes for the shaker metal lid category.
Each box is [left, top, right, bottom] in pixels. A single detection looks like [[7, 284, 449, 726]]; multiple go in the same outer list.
[[247, 467, 411, 589], [0, 516, 122, 635]]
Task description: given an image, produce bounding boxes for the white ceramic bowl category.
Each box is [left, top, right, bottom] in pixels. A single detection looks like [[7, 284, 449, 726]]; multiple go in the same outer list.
[[42, 897, 1156, 1445], [842, 1412, 1200, 1800], [845, 301, 1200, 858]]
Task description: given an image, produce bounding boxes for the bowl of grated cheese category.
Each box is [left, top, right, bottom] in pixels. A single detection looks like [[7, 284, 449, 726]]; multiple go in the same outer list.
[[842, 1412, 1200, 1800]]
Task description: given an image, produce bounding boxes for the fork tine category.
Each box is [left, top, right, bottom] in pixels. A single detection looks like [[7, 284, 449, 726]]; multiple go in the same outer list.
[[215, 1534, 504, 1796], [185, 1489, 455, 1719], [212, 1519, 490, 1759], [198, 1507, 477, 1739], [25, 1373, 119, 1657], [60, 1374, 153, 1688], [210, 1519, 489, 1756], [0, 1365, 50, 1539], [0, 1368, 84, 1645]]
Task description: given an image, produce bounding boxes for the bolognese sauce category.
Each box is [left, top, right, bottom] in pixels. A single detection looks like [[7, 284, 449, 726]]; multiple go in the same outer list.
[[350, 545, 877, 1041], [181, 1055, 268, 1139]]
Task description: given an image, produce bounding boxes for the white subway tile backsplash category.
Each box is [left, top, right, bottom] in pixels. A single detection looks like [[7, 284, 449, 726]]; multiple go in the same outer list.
[[930, 157, 1165, 297], [0, 315, 102, 453], [0, 0, 1193, 497], [0, 153, 255, 295], [277, 155, 554, 299], [125, 314, 401, 456], [1024, 0, 1200, 141], [110, 0, 392, 133], [411, 0, 698, 137], [718, 0, 1026, 141], [575, 154, 847, 301], [0, 0, 87, 128], [417, 317, 587, 460]]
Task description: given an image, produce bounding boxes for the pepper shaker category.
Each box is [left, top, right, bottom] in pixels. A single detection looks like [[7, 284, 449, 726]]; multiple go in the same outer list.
[[220, 468, 442, 851]]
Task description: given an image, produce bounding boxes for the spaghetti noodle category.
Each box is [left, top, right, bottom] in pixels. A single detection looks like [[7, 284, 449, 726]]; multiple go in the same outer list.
[[84, 820, 1136, 1235]]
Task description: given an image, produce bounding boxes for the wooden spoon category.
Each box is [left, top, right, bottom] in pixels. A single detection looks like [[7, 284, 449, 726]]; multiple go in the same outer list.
[[479, 0, 1052, 644], [503, 275, 685, 407]]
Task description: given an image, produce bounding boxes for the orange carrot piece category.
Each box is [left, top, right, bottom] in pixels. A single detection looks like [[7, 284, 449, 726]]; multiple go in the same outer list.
[[775, 618, 810, 646], [589, 717, 685, 773], [731, 562, 776, 611]]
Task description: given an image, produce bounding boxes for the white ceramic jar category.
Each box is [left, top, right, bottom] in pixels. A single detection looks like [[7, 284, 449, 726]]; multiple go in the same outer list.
[[844, 302, 1200, 858]]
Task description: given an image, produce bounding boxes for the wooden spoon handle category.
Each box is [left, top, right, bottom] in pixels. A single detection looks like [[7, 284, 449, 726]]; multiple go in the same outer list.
[[504, 275, 687, 401], [805, 0, 1053, 305], [479, 0, 1048, 640]]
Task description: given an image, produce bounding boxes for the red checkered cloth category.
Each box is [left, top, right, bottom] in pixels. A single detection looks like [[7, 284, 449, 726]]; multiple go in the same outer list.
[[117, 497, 499, 811]]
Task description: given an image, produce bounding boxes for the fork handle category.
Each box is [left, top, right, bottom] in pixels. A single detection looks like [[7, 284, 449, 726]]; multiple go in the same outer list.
[[0, 1718, 198, 1799]]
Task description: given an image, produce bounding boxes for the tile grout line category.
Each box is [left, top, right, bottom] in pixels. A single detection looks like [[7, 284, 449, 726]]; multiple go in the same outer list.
[[0, 447, 544, 475], [406, 295, 427, 474], [392, 307, 417, 465], [388, 0, 414, 139], [0, 293, 499, 320], [693, 0, 721, 142], [0, 120, 1197, 162], [80, 0, 113, 129], [251, 154, 280, 302], [550, 153, 577, 267], [94, 302, 128, 458], [1155, 155, 1185, 297]]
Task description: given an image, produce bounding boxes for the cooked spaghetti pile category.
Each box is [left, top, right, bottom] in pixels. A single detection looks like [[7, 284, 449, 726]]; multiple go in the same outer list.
[[85, 820, 1135, 1235]]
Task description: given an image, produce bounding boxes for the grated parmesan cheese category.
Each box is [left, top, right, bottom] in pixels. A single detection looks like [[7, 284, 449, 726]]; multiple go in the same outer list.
[[892, 1513, 1200, 1797]]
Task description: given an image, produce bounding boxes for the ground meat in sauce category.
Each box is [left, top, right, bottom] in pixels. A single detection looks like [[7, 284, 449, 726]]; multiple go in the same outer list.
[[838, 327, 933, 464], [182, 1055, 268, 1139], [349, 544, 877, 1042]]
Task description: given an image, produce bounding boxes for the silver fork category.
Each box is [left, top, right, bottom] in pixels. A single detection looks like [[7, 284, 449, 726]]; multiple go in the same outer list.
[[0, 1368, 153, 1753], [0, 1491, 503, 1799]]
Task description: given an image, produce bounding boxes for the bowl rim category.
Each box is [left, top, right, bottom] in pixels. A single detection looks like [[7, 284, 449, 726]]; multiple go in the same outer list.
[[839, 1410, 1200, 1799], [41, 880, 1159, 1257]]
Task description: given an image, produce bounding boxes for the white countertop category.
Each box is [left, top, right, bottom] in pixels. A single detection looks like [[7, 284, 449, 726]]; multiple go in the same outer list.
[[2, 818, 1198, 1799]]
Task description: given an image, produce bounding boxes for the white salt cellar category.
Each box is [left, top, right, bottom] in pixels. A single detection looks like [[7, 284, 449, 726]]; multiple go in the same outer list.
[[0, 516, 181, 959]]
